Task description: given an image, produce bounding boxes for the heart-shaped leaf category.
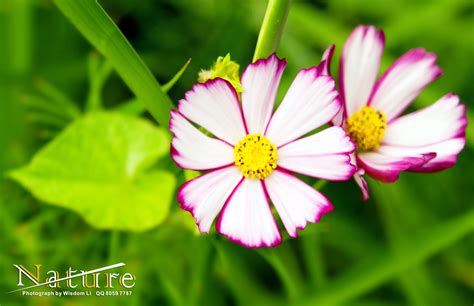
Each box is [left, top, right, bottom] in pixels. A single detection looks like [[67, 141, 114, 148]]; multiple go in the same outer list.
[[11, 112, 176, 231]]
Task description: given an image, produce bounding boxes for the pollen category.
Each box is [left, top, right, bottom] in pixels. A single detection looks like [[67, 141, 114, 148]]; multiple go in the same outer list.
[[234, 134, 277, 179], [346, 106, 387, 151]]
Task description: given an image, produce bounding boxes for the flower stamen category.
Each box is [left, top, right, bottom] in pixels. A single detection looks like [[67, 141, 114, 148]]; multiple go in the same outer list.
[[234, 134, 277, 179], [346, 106, 387, 151]]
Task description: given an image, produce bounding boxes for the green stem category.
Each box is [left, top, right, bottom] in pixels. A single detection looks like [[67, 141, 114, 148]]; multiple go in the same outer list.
[[86, 53, 113, 112], [258, 247, 303, 302], [253, 0, 292, 61], [108, 230, 120, 263], [301, 232, 326, 289], [53, 0, 173, 126]]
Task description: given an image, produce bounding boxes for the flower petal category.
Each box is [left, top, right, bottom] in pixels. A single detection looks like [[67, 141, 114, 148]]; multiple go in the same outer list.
[[265, 73, 340, 146], [340, 25, 385, 116], [368, 48, 442, 121], [357, 151, 434, 183], [217, 179, 281, 248], [409, 139, 465, 172], [241, 54, 286, 134], [178, 166, 243, 233], [384, 93, 466, 146], [353, 170, 370, 201], [378, 139, 465, 173], [178, 78, 247, 145], [317, 44, 335, 76], [331, 107, 346, 127], [381, 93, 467, 172], [170, 110, 234, 170], [277, 126, 356, 181], [264, 170, 333, 238]]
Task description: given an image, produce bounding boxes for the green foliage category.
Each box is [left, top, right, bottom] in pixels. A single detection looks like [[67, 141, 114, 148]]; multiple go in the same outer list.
[[10, 112, 176, 231], [53, 0, 174, 126], [1, 0, 473, 305], [116, 58, 192, 116]]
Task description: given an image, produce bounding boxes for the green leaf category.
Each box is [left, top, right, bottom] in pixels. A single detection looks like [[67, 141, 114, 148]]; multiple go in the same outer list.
[[10, 112, 176, 231], [53, 0, 174, 126]]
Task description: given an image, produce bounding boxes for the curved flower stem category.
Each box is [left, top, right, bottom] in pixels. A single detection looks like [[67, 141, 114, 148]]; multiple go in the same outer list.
[[253, 0, 292, 61]]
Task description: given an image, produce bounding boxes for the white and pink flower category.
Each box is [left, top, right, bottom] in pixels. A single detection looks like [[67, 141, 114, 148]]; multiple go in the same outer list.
[[331, 25, 467, 200], [170, 54, 356, 248]]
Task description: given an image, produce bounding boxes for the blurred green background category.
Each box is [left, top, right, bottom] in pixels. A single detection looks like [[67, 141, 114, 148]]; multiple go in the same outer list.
[[1, 0, 473, 305]]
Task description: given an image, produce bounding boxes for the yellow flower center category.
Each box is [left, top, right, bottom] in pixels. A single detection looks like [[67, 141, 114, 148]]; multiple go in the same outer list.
[[346, 106, 387, 151], [234, 134, 277, 179]]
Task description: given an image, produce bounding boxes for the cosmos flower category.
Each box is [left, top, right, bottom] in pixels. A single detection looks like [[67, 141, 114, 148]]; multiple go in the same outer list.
[[332, 25, 467, 200], [170, 54, 356, 248]]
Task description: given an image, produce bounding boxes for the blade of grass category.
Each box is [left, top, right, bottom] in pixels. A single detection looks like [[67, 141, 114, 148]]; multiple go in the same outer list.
[[53, 0, 174, 126], [302, 181, 328, 289], [35, 78, 81, 118], [213, 239, 280, 306], [253, 0, 292, 61], [258, 246, 304, 302], [6, 0, 32, 75], [21, 95, 74, 120], [301, 231, 326, 289], [27, 112, 70, 128], [115, 59, 191, 116], [299, 209, 474, 305], [373, 181, 463, 306]]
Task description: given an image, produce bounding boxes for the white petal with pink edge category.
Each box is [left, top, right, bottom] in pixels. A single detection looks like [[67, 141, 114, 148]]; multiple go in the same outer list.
[[340, 25, 385, 116], [368, 48, 442, 121], [241, 54, 286, 134], [170, 110, 234, 170], [349, 153, 370, 200], [378, 139, 465, 172], [357, 151, 434, 183], [178, 78, 246, 145], [331, 107, 345, 127], [217, 179, 281, 248], [353, 171, 370, 200], [265, 74, 340, 147], [381, 93, 467, 172], [317, 44, 335, 76], [264, 170, 333, 238], [277, 127, 356, 181], [383, 93, 466, 146], [178, 166, 243, 233]]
